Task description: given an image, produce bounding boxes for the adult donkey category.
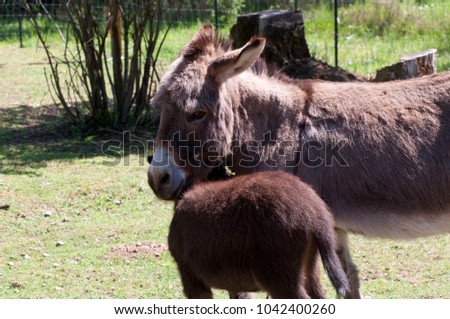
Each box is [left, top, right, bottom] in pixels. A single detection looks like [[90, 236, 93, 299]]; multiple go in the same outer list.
[[148, 25, 450, 298]]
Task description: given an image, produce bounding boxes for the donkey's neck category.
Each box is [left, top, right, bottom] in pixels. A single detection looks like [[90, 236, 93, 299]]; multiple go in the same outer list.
[[227, 73, 307, 173], [233, 73, 306, 141]]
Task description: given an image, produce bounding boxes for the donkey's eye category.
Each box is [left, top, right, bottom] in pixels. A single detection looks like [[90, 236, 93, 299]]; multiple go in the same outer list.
[[187, 111, 207, 123]]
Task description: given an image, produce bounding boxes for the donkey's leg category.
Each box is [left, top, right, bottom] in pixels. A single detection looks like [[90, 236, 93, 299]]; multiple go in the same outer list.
[[178, 265, 213, 299], [335, 228, 361, 299], [300, 236, 325, 298]]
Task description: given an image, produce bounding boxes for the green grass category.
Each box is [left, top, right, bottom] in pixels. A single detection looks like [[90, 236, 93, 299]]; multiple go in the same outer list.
[[0, 44, 53, 107], [1, 1, 449, 298], [0, 22, 200, 108], [0, 155, 178, 298], [303, 0, 450, 76]]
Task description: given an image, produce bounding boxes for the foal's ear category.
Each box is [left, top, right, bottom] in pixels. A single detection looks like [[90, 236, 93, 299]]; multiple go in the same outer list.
[[208, 36, 266, 85], [181, 24, 215, 59]]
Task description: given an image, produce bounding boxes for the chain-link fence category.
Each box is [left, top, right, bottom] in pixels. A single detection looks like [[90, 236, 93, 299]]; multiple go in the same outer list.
[[1, 1, 449, 76]]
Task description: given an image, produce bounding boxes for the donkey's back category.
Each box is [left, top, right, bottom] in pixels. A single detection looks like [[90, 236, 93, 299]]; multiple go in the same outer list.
[[296, 73, 450, 239]]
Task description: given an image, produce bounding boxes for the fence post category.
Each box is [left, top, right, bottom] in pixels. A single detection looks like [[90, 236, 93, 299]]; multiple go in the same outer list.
[[334, 0, 338, 68], [294, 0, 299, 11], [214, 0, 219, 30], [18, 16, 23, 48]]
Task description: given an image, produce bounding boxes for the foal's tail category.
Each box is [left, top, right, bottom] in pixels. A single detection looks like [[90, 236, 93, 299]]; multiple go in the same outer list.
[[316, 231, 350, 298]]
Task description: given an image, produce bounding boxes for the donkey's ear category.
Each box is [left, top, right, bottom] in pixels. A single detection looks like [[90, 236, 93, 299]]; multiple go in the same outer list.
[[181, 24, 215, 59], [208, 36, 266, 85]]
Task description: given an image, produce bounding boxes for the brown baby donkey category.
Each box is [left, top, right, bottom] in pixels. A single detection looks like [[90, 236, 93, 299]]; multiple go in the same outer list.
[[169, 171, 349, 298]]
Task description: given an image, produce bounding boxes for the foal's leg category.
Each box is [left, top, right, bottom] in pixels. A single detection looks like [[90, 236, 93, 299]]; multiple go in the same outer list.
[[178, 265, 213, 299], [301, 237, 326, 299], [303, 248, 326, 298], [335, 229, 361, 299]]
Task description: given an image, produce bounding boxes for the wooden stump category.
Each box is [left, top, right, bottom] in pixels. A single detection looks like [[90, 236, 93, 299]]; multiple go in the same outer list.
[[230, 10, 364, 82], [374, 49, 437, 82], [230, 10, 311, 66]]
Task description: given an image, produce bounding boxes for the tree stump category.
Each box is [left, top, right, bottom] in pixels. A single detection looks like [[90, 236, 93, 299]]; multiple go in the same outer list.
[[374, 49, 437, 82], [230, 10, 311, 65], [230, 10, 364, 82]]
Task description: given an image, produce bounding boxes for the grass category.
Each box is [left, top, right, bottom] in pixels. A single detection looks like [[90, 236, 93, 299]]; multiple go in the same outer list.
[[304, 0, 450, 76], [0, 23, 199, 107], [0, 153, 179, 298], [1, 1, 449, 299]]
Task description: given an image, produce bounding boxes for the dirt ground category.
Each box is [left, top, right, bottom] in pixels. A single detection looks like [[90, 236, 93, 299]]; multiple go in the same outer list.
[[109, 242, 168, 259]]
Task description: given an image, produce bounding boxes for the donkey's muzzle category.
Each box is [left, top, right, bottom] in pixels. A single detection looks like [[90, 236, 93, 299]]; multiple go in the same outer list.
[[147, 146, 185, 200]]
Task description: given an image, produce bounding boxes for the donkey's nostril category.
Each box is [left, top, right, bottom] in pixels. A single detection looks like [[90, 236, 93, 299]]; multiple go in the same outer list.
[[160, 173, 170, 185]]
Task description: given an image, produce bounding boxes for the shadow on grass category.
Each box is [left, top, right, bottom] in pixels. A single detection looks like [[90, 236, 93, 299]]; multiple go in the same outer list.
[[0, 105, 155, 176]]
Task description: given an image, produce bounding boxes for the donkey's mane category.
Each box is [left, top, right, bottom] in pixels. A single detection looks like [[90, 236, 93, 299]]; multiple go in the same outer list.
[[250, 58, 285, 79], [181, 26, 232, 60], [209, 34, 233, 53], [181, 26, 290, 82], [249, 55, 318, 91]]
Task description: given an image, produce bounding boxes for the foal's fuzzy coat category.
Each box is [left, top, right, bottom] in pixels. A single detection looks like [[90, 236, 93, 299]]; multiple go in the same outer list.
[[169, 171, 349, 298]]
